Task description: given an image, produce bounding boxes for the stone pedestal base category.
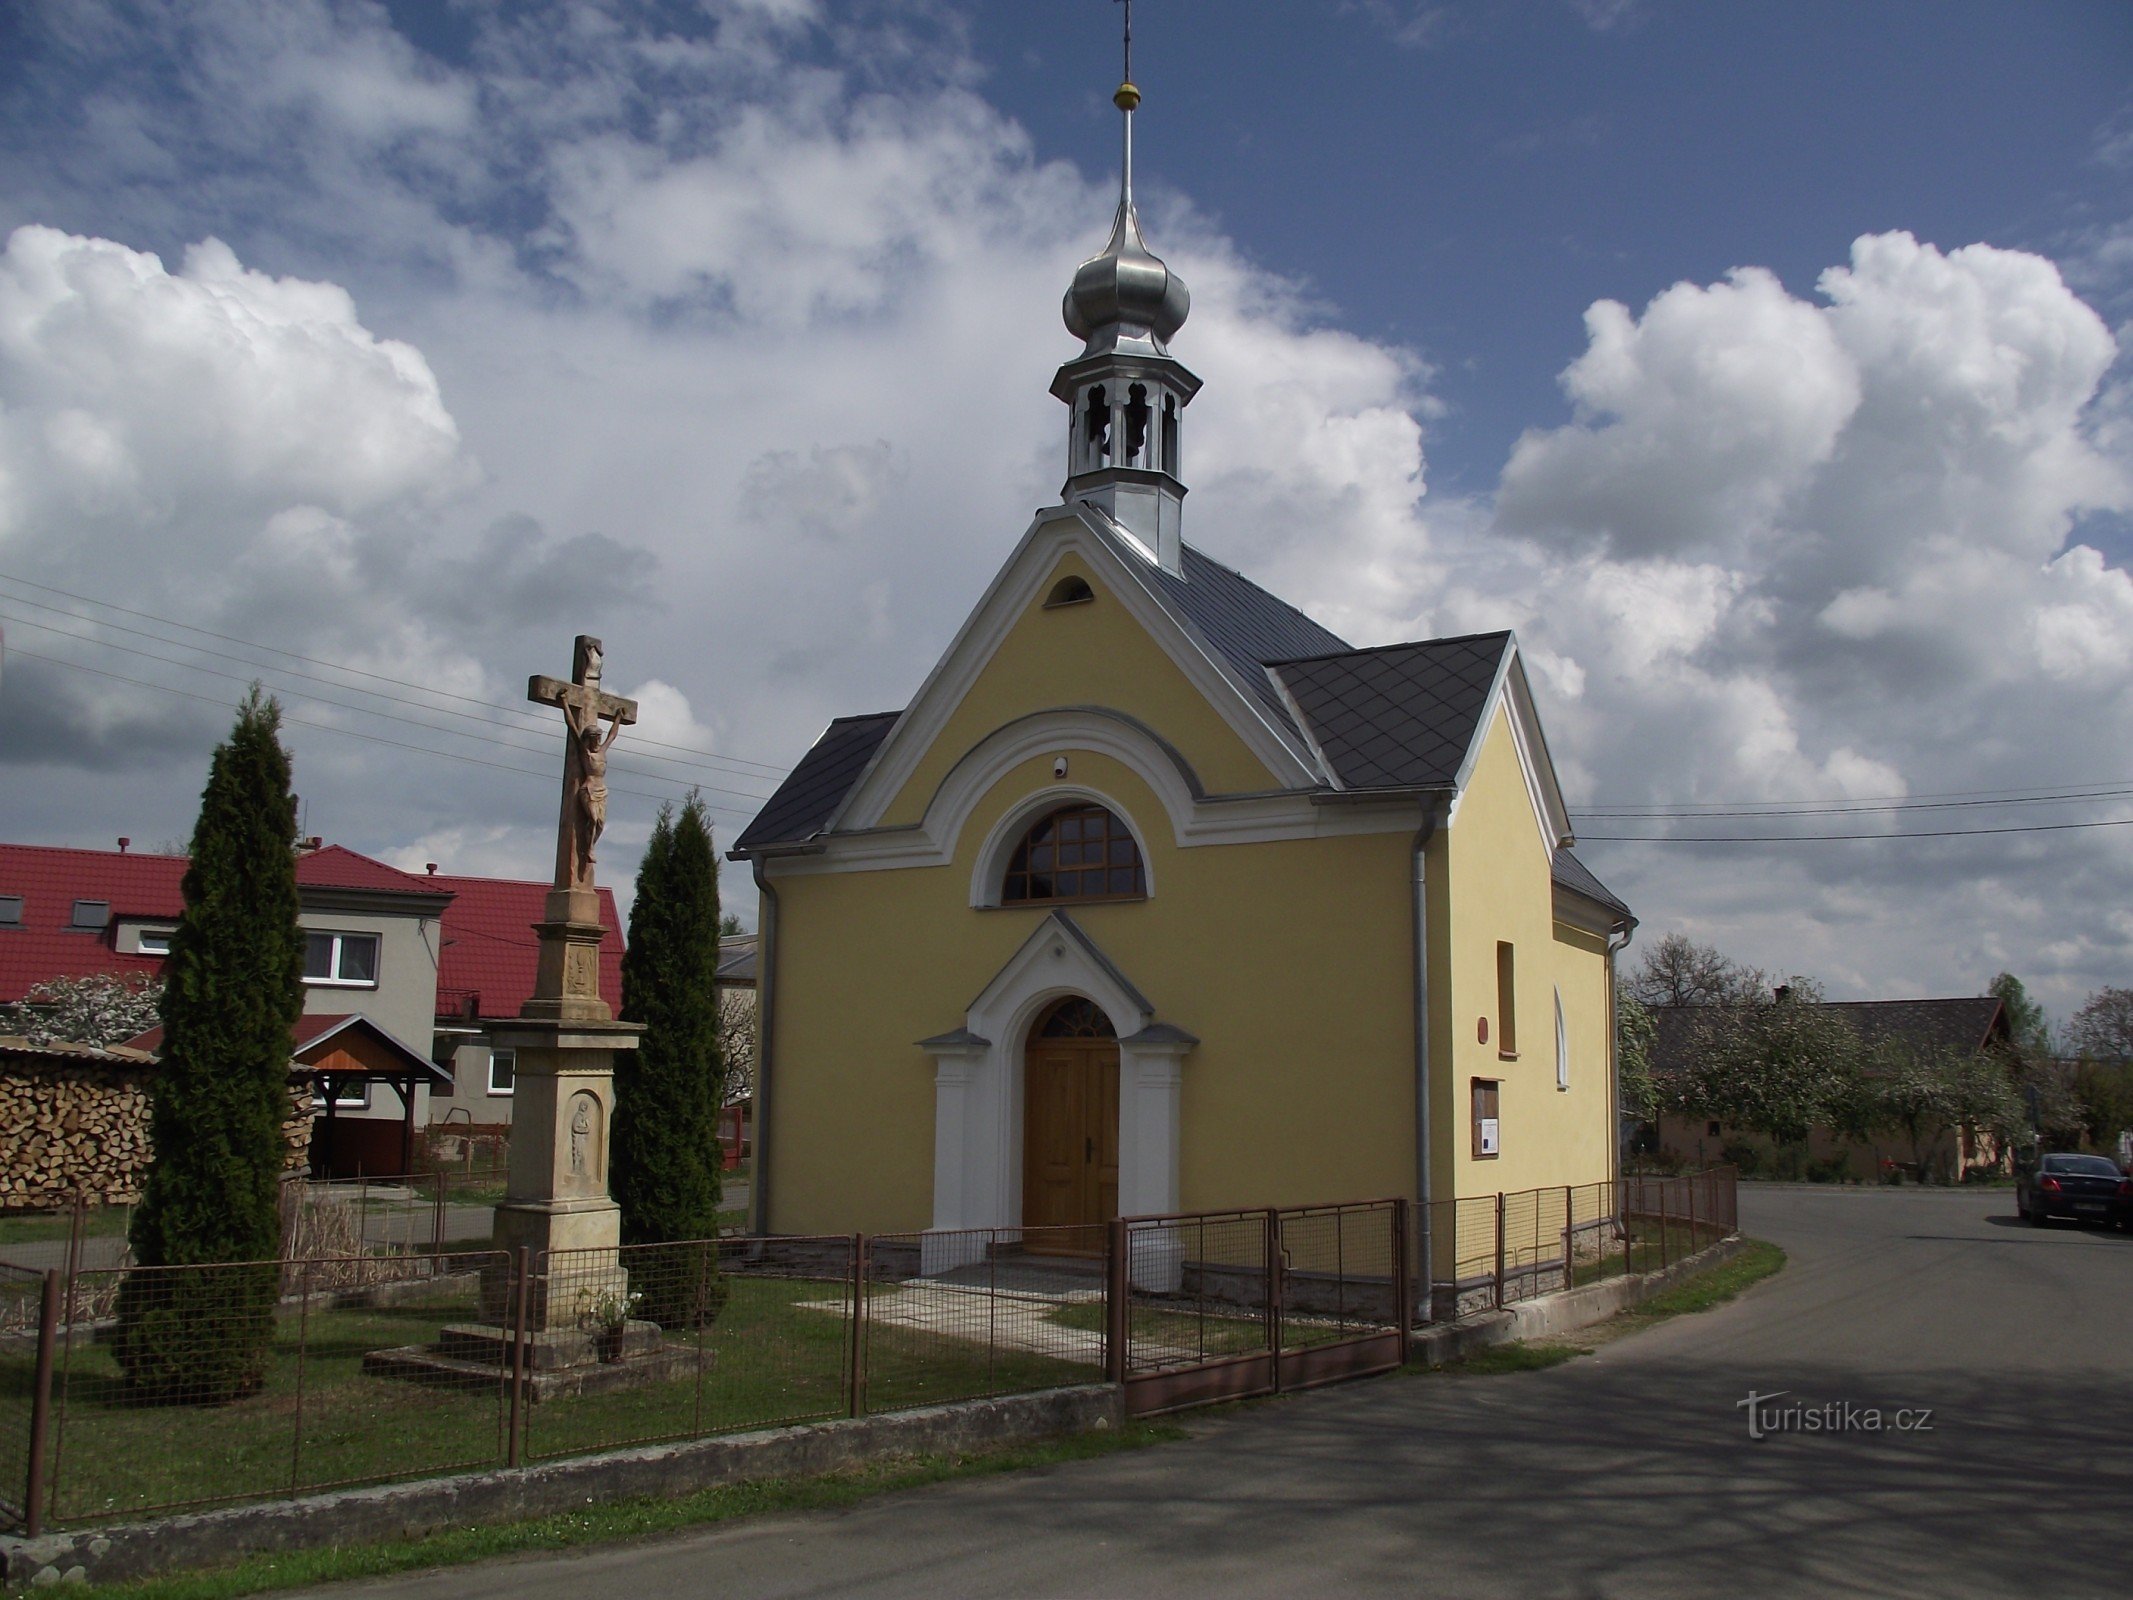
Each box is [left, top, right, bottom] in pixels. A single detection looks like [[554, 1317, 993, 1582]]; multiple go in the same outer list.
[[363, 1319, 699, 1401]]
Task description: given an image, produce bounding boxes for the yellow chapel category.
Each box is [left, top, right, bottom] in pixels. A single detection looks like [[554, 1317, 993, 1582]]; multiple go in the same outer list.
[[730, 76, 1635, 1256]]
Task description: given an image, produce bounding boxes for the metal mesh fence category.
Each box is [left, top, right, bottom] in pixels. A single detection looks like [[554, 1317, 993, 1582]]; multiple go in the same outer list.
[[860, 1225, 1107, 1416], [0, 1170, 1732, 1532], [1274, 1201, 1402, 1349], [1420, 1168, 1738, 1320], [523, 1234, 855, 1464]]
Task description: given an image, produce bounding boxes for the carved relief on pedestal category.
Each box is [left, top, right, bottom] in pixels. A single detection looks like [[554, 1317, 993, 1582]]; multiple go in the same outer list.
[[566, 1090, 604, 1190]]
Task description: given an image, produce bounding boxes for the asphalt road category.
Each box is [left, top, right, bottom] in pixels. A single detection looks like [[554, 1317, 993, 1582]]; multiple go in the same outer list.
[[317, 1187, 2133, 1600]]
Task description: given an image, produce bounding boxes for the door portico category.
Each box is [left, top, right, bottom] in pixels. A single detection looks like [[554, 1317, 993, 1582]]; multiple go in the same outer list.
[[918, 911, 1195, 1263]]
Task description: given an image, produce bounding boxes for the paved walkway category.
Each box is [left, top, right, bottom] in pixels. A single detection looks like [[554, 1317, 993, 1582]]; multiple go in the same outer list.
[[317, 1186, 2133, 1600]]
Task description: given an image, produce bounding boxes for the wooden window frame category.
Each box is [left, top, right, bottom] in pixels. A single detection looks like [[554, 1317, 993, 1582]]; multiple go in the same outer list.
[[1471, 1077, 1501, 1161], [1000, 804, 1147, 908], [1495, 941, 1518, 1060]]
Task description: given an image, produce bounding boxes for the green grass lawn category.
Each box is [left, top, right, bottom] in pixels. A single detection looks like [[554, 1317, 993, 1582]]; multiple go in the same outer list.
[[0, 1209, 131, 1247], [3, 1269, 1099, 1530]]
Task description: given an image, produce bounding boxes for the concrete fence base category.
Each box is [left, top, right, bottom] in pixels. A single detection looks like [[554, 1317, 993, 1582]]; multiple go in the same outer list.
[[2, 1233, 1748, 1590], [1, 1385, 1122, 1590], [1407, 1234, 1749, 1367]]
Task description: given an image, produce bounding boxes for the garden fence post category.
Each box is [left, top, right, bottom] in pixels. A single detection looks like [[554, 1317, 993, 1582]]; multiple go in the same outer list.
[[1264, 1208, 1283, 1390], [1657, 1184, 1670, 1271], [1621, 1177, 1631, 1279], [1104, 1218, 1128, 1384], [848, 1234, 868, 1419], [1493, 1192, 1506, 1310], [24, 1269, 59, 1538], [1686, 1172, 1698, 1252], [506, 1246, 531, 1469], [290, 1257, 313, 1497], [433, 1171, 447, 1257], [1391, 1201, 1411, 1364], [1562, 1186, 1574, 1294]]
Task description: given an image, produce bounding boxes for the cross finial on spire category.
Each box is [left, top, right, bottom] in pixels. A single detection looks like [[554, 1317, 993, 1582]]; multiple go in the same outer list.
[[1118, 0, 1132, 84]]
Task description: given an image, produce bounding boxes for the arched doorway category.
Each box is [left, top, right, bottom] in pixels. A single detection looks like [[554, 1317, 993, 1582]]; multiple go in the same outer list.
[[1022, 996, 1119, 1252]]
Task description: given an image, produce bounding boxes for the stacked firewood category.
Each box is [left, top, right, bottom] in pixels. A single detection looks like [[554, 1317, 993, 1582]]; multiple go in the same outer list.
[[0, 1057, 315, 1209]]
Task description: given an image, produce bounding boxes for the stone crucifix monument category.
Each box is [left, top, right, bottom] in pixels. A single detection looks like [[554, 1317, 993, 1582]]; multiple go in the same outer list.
[[487, 636, 642, 1295], [471, 637, 658, 1375], [371, 636, 683, 1396]]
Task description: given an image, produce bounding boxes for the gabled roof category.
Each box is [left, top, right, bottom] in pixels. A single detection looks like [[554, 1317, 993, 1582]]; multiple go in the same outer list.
[[732, 521, 1570, 857], [715, 934, 759, 987], [1551, 848, 1634, 922], [125, 1012, 451, 1085], [0, 844, 188, 1003], [732, 712, 900, 855], [1145, 544, 1351, 741], [1649, 996, 2010, 1077], [1270, 633, 1511, 791], [293, 845, 444, 897], [431, 873, 623, 1022]]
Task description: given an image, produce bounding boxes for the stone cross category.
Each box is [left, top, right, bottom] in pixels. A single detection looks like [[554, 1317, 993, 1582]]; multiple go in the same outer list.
[[529, 636, 638, 893]]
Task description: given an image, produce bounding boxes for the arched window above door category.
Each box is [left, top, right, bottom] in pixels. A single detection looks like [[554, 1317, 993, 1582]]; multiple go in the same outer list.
[[1035, 995, 1116, 1039], [1000, 804, 1146, 905]]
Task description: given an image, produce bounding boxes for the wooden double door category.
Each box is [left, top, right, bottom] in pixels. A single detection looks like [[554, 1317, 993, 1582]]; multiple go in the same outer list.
[[1022, 1028, 1119, 1252]]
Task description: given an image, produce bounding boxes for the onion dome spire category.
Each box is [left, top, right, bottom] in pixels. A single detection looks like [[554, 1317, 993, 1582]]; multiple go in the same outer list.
[[1050, 60, 1202, 577], [1062, 80, 1191, 356]]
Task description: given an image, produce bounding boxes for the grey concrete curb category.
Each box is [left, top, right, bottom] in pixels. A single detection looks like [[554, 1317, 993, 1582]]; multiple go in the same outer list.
[[1406, 1234, 1750, 1367], [1, 1384, 1121, 1590]]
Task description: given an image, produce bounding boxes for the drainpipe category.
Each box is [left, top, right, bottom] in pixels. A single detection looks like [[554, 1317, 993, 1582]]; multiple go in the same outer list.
[[749, 857, 780, 1237], [1411, 799, 1443, 1323], [1607, 920, 1633, 1180]]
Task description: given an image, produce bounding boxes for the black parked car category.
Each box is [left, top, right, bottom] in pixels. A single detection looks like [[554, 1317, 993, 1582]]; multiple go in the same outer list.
[[2016, 1153, 2131, 1229]]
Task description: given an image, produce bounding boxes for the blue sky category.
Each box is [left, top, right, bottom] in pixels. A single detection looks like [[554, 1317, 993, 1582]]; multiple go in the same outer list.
[[1, 0, 2129, 1021]]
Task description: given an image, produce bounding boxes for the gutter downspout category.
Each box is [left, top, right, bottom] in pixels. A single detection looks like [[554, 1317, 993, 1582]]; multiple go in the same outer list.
[[1607, 920, 1633, 1180], [1412, 799, 1443, 1324], [749, 858, 780, 1237]]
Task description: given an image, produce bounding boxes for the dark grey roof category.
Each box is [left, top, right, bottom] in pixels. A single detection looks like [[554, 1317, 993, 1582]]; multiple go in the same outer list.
[[715, 935, 758, 986], [1649, 997, 2009, 1077], [1269, 633, 1511, 790], [1551, 849, 1634, 921], [1144, 544, 1350, 737], [731, 712, 898, 856]]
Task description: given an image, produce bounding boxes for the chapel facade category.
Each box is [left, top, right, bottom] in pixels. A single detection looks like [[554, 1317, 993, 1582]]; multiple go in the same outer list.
[[731, 75, 1635, 1253]]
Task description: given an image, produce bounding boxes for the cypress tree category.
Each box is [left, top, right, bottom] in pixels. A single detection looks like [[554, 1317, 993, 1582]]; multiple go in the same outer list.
[[113, 688, 305, 1402], [614, 793, 727, 1325]]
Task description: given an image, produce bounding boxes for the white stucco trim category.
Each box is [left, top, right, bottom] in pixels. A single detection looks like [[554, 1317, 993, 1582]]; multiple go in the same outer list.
[[1443, 640, 1575, 855], [918, 912, 1194, 1248], [766, 708, 1420, 881], [832, 506, 1320, 836], [967, 783, 1158, 908]]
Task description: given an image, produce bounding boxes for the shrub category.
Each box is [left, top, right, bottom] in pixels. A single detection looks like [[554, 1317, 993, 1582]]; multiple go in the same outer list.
[[615, 795, 727, 1328], [113, 690, 303, 1403]]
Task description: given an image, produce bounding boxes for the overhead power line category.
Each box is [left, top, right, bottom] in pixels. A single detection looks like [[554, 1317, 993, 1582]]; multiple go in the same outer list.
[[1574, 786, 2133, 821], [1581, 816, 2133, 843], [0, 568, 795, 778], [0, 610, 778, 804], [6, 646, 762, 822]]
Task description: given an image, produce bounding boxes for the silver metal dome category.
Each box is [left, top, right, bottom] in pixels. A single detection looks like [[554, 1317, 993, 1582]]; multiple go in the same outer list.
[[1061, 85, 1190, 355]]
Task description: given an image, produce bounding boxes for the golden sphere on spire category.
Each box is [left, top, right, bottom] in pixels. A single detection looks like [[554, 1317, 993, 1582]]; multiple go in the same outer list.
[[1114, 81, 1141, 112]]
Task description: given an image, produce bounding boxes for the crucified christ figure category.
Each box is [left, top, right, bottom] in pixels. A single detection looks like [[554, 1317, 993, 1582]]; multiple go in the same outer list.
[[529, 636, 639, 893]]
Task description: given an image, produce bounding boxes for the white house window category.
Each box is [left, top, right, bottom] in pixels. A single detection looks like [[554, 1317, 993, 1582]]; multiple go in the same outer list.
[[328, 1077, 369, 1109], [137, 928, 174, 956], [488, 1049, 515, 1096], [1554, 985, 1569, 1091], [304, 931, 380, 986], [71, 899, 110, 931]]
